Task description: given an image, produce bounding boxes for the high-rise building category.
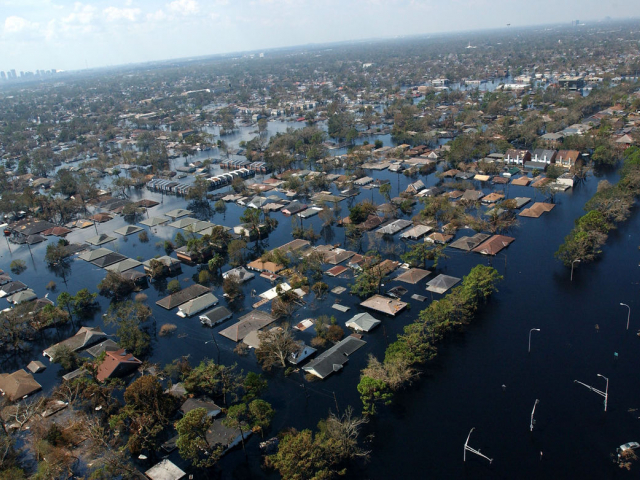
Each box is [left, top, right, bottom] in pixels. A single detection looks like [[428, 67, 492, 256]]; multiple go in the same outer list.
[[0, 71, 6, 80]]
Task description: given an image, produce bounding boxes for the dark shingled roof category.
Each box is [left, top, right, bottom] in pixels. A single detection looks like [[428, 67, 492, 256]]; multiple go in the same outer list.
[[156, 284, 210, 310]]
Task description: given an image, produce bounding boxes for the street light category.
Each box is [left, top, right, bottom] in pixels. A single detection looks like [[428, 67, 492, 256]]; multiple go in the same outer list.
[[571, 258, 581, 281], [528, 328, 540, 353], [530, 399, 539, 432], [574, 374, 608, 412], [463, 428, 493, 464], [620, 303, 630, 330]]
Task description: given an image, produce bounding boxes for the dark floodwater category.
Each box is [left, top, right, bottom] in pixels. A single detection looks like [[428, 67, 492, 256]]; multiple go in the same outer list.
[[3, 136, 640, 479]]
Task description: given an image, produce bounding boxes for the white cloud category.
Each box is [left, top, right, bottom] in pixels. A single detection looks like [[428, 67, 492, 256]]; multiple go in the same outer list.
[[62, 3, 97, 25], [147, 9, 168, 22], [4, 15, 38, 34], [167, 0, 200, 15], [103, 6, 141, 22]]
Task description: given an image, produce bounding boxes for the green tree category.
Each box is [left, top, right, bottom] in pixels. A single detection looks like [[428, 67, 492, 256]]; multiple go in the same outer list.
[[357, 376, 393, 415], [208, 254, 225, 275], [167, 279, 181, 294], [103, 301, 152, 357], [175, 408, 221, 468]]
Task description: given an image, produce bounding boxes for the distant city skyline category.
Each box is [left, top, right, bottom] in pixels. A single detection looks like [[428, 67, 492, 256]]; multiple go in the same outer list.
[[1, 0, 639, 73]]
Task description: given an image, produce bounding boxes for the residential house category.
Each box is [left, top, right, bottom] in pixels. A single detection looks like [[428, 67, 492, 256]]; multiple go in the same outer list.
[[176, 293, 219, 318], [96, 349, 142, 382], [303, 336, 367, 379], [0, 369, 42, 401], [505, 149, 531, 165], [43, 326, 108, 360], [281, 201, 307, 216], [531, 149, 557, 164], [555, 150, 581, 168]]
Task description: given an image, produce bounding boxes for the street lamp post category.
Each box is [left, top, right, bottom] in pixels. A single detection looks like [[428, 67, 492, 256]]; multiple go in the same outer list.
[[620, 303, 630, 330], [463, 428, 493, 464], [574, 374, 608, 412], [571, 258, 581, 281], [530, 399, 539, 432], [528, 328, 540, 353]]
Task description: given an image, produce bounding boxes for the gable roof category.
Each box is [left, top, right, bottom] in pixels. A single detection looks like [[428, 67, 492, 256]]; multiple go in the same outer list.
[[96, 348, 142, 382], [472, 234, 515, 255], [360, 294, 407, 316], [104, 258, 142, 273], [218, 310, 276, 342], [177, 293, 219, 317], [303, 336, 367, 379], [346, 313, 381, 332], [43, 326, 108, 358], [156, 284, 210, 310], [449, 233, 491, 251]]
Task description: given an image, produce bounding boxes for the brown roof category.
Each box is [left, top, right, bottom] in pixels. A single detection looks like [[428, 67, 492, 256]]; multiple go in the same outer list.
[[519, 202, 555, 218], [326, 265, 348, 277], [96, 349, 142, 382], [395, 268, 431, 284], [360, 294, 407, 316], [510, 176, 531, 186], [483, 192, 505, 203], [472, 235, 515, 255], [156, 284, 210, 310], [247, 259, 284, 274], [219, 310, 276, 342], [0, 369, 42, 401]]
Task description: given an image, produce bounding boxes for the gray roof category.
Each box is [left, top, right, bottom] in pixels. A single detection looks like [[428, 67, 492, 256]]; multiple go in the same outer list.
[[156, 284, 210, 310], [168, 217, 198, 229], [345, 313, 381, 332], [104, 258, 142, 273], [44, 326, 107, 358], [177, 293, 219, 317], [140, 216, 169, 227], [78, 248, 113, 261], [86, 234, 116, 246], [200, 306, 233, 327], [219, 310, 276, 342], [7, 289, 37, 304], [113, 225, 143, 236], [449, 233, 491, 251], [0, 281, 27, 297], [164, 209, 192, 219], [426, 274, 461, 294], [145, 459, 186, 480], [376, 219, 412, 235], [91, 252, 127, 268], [222, 267, 255, 283], [303, 336, 367, 379]]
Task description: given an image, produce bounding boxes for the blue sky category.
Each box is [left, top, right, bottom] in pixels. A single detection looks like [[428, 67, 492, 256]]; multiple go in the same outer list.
[[1, 0, 639, 72]]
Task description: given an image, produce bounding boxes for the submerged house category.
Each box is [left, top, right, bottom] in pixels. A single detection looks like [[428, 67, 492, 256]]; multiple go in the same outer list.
[[345, 313, 381, 333], [43, 326, 108, 360], [303, 336, 367, 379], [0, 369, 42, 402], [96, 349, 142, 382]]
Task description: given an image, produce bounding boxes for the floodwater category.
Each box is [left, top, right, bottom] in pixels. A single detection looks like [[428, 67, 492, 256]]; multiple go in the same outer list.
[[2, 121, 639, 479]]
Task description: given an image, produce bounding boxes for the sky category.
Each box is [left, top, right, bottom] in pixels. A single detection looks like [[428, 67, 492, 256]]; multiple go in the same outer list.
[[1, 0, 639, 73]]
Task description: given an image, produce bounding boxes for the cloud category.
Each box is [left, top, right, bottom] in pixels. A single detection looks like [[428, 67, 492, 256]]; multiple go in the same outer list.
[[62, 3, 97, 25], [147, 9, 168, 22], [3, 15, 39, 34], [103, 6, 141, 22], [167, 0, 200, 15]]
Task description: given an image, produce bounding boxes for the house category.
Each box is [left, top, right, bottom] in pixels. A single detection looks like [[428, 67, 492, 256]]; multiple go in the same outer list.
[[222, 267, 255, 283], [0, 369, 42, 401], [360, 294, 407, 316], [142, 256, 182, 275], [505, 149, 531, 165], [96, 349, 142, 382], [400, 224, 433, 240], [205, 417, 252, 454], [555, 150, 581, 168], [145, 459, 186, 480], [175, 244, 213, 263], [0, 281, 27, 297], [345, 313, 381, 332], [176, 293, 219, 318], [79, 248, 113, 262], [91, 252, 127, 268], [246, 259, 284, 274], [556, 172, 576, 188], [281, 201, 307, 216], [7, 289, 37, 304], [426, 274, 461, 294], [105, 259, 142, 274], [406, 180, 425, 194], [156, 284, 210, 310], [289, 342, 317, 365], [200, 306, 233, 327], [449, 233, 491, 251], [395, 268, 431, 284], [472, 235, 515, 256], [426, 232, 453, 244], [219, 310, 276, 342], [531, 149, 557, 164], [180, 397, 222, 418], [44, 327, 108, 360], [113, 225, 143, 236], [303, 336, 367, 379], [86, 233, 116, 246], [376, 219, 412, 235]]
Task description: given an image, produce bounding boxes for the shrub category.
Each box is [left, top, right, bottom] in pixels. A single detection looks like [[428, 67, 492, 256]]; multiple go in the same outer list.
[[135, 293, 148, 303], [159, 324, 177, 336], [10, 259, 26, 274], [167, 279, 181, 294], [46, 281, 57, 291], [198, 270, 212, 284], [138, 231, 149, 243]]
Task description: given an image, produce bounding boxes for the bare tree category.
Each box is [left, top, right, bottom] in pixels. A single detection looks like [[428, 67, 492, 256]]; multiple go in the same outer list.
[[3, 397, 45, 429], [256, 324, 300, 370]]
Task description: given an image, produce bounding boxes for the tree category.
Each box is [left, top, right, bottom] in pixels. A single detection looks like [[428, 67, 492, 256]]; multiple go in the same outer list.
[[255, 325, 300, 370], [175, 408, 221, 468], [9, 260, 26, 274], [401, 242, 447, 269], [357, 376, 393, 415], [240, 207, 263, 241], [97, 272, 135, 300], [167, 279, 181, 294], [183, 360, 243, 405], [214, 199, 226, 213], [379, 182, 392, 202], [208, 254, 225, 275], [44, 243, 69, 266], [51, 345, 81, 371], [222, 274, 242, 299], [111, 376, 177, 454], [72, 288, 98, 316], [103, 301, 152, 357], [350, 260, 386, 298], [227, 239, 247, 267]]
